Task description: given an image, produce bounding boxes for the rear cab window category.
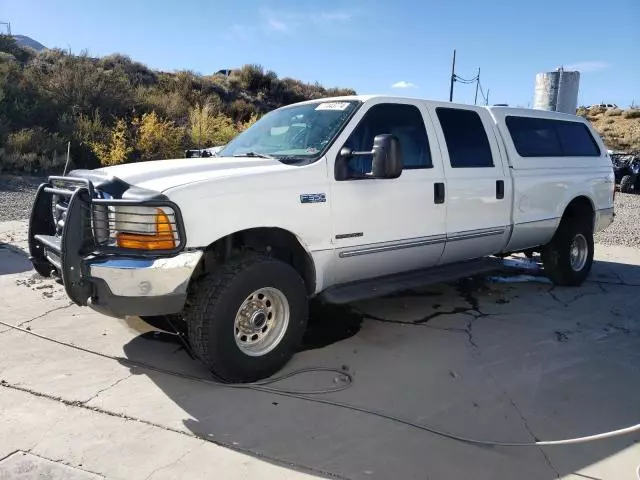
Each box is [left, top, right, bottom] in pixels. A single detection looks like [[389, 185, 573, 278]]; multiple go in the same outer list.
[[505, 116, 600, 157], [435, 108, 494, 168]]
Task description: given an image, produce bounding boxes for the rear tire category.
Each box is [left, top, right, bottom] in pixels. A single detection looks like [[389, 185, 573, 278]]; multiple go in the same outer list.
[[185, 253, 308, 383], [620, 175, 634, 193], [542, 219, 594, 286]]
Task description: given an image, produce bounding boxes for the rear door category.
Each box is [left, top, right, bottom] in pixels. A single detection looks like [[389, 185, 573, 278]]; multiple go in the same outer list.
[[426, 104, 511, 264]]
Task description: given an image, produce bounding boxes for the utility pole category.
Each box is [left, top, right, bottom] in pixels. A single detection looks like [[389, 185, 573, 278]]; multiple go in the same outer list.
[[474, 67, 480, 105], [0, 21, 11, 36], [449, 49, 456, 102]]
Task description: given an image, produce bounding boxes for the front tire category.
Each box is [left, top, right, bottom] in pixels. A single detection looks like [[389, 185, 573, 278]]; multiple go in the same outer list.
[[185, 254, 308, 383], [542, 219, 594, 286], [620, 175, 634, 193]]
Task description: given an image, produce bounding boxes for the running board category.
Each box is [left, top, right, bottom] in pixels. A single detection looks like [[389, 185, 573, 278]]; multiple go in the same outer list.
[[319, 257, 503, 304]]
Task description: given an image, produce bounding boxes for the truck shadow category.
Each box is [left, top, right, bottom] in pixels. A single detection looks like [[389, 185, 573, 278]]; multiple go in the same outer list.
[[119, 259, 640, 480], [0, 244, 32, 275]]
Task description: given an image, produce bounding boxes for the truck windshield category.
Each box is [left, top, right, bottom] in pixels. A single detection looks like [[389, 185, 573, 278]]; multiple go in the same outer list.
[[218, 100, 361, 164]]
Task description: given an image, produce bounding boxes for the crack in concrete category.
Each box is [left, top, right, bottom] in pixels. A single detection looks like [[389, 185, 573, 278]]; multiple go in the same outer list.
[[547, 287, 593, 309], [0, 303, 74, 335], [0, 381, 351, 480], [465, 314, 478, 349], [507, 397, 560, 479], [475, 367, 561, 479], [143, 445, 197, 480], [82, 374, 133, 405], [16, 449, 106, 478], [547, 287, 565, 306], [0, 450, 20, 463], [357, 311, 468, 333], [596, 282, 608, 294]]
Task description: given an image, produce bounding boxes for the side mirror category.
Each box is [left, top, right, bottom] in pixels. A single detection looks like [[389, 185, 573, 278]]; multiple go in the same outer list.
[[370, 134, 402, 179], [335, 134, 403, 180]]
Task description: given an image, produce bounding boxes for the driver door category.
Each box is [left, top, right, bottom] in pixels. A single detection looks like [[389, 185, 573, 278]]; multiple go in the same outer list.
[[327, 100, 447, 285]]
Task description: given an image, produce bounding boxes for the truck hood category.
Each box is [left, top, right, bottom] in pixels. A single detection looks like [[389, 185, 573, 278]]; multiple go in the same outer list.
[[95, 157, 291, 193]]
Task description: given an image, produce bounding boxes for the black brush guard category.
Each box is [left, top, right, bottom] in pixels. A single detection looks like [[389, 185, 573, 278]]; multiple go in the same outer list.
[[28, 175, 185, 307]]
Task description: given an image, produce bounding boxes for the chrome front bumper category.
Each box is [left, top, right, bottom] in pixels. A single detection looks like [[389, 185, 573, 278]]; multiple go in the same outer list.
[[86, 250, 203, 318]]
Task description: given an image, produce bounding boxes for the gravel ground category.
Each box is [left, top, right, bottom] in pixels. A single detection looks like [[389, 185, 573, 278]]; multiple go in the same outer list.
[[1, 174, 639, 247], [594, 192, 640, 248], [0, 175, 44, 221]]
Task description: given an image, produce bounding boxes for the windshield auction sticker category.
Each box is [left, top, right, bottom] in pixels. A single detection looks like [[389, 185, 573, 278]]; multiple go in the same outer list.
[[315, 102, 351, 111]]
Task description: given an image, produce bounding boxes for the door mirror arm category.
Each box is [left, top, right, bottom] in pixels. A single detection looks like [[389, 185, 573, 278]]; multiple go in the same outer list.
[[335, 134, 403, 181]]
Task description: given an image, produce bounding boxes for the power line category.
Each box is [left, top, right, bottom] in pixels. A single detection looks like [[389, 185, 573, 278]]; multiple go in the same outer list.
[[448, 49, 489, 104]]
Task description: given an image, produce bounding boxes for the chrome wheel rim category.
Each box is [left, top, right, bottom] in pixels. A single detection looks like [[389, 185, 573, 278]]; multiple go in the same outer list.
[[569, 234, 588, 272], [234, 287, 290, 357]]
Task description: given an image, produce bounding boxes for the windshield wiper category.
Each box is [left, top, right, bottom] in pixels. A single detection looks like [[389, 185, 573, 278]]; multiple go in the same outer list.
[[233, 151, 276, 159], [276, 156, 310, 165]]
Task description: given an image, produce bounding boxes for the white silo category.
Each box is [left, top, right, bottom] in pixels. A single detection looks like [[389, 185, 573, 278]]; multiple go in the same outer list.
[[533, 67, 580, 114]]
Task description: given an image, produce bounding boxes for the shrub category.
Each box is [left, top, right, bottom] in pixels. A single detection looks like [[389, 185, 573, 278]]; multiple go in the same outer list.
[[0, 127, 69, 173], [605, 108, 623, 116], [132, 112, 185, 161], [5, 127, 67, 156], [188, 103, 238, 148], [605, 118, 615, 124], [588, 106, 606, 116], [227, 99, 257, 122], [623, 109, 640, 119], [90, 119, 133, 166]]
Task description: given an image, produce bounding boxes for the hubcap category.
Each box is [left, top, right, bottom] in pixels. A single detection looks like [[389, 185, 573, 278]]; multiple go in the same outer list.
[[234, 287, 290, 357], [569, 234, 588, 272]]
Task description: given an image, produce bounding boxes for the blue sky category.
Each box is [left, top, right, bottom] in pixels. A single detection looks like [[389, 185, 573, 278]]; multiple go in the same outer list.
[[4, 0, 639, 107]]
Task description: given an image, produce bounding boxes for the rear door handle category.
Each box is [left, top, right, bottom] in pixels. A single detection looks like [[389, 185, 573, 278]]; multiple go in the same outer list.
[[434, 182, 445, 204], [496, 180, 504, 199]]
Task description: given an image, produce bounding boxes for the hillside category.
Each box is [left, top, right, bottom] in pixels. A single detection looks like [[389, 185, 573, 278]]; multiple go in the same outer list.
[[2, 33, 638, 175], [13, 35, 46, 52], [0, 34, 355, 173], [579, 107, 640, 152]]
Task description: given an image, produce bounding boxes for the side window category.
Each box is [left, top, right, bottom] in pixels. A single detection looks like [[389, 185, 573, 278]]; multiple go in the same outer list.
[[555, 121, 600, 157], [436, 108, 494, 168], [505, 116, 600, 157], [345, 103, 432, 174], [505, 117, 562, 157]]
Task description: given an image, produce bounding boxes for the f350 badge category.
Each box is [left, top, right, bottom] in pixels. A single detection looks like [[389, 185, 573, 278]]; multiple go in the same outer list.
[[300, 193, 326, 204]]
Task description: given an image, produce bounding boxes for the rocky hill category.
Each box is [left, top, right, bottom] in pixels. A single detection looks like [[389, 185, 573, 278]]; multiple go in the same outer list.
[[13, 35, 46, 52], [580, 107, 640, 152]]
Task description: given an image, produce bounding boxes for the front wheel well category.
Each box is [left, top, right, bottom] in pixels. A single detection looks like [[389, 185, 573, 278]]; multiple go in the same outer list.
[[196, 228, 316, 295]]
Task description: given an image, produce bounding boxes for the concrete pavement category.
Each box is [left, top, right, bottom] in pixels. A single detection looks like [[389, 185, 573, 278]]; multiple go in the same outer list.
[[1, 219, 639, 479]]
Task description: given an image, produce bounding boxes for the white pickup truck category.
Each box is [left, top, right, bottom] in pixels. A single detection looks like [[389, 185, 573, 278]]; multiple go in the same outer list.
[[28, 95, 615, 382]]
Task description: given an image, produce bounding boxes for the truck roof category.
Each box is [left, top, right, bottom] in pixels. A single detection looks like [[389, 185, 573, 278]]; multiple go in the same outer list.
[[295, 95, 582, 121]]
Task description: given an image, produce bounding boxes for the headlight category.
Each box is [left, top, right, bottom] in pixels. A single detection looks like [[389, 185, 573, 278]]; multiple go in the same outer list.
[[113, 206, 178, 250]]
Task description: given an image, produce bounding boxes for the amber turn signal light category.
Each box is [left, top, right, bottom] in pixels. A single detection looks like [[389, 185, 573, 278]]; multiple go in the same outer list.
[[117, 209, 176, 250]]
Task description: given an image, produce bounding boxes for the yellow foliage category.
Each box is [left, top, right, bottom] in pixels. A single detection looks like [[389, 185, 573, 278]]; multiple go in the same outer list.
[[90, 119, 133, 166], [132, 112, 185, 161], [189, 103, 238, 148]]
